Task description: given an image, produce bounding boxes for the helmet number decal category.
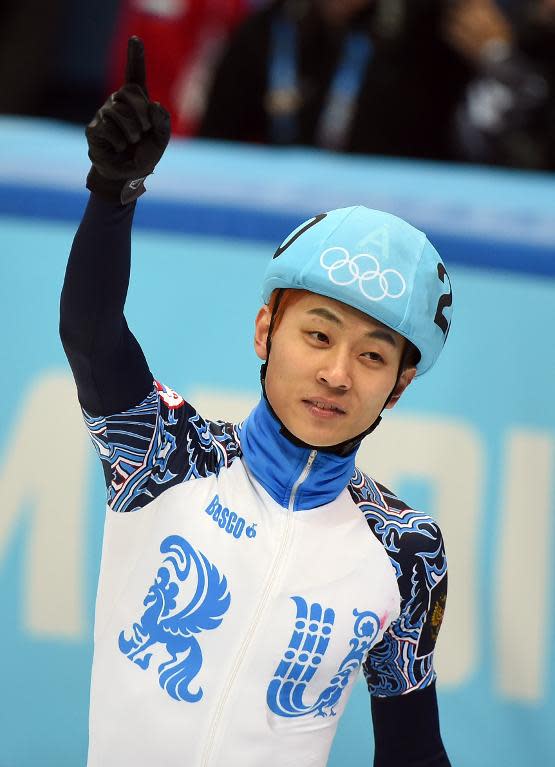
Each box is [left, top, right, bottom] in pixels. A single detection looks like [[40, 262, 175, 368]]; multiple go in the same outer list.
[[434, 263, 452, 338], [273, 213, 327, 259]]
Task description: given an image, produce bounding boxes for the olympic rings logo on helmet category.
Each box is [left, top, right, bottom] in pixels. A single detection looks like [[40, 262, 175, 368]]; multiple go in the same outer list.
[[319, 247, 407, 302]]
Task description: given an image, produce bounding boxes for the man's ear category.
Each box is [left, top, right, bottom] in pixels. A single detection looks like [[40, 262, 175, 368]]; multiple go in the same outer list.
[[385, 366, 417, 409], [254, 305, 271, 361]]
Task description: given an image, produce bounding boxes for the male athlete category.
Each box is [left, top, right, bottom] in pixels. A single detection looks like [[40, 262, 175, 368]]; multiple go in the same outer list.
[[60, 37, 453, 767]]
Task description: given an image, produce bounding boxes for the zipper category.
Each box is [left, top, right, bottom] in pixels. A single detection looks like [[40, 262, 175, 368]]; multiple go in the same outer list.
[[288, 449, 317, 511], [200, 509, 294, 767], [200, 449, 317, 766]]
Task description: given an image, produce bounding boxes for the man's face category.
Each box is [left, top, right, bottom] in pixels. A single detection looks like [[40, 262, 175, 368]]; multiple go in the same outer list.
[[254, 292, 416, 447]]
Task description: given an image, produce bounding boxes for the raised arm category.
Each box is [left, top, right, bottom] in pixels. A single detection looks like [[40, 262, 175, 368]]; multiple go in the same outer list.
[[59, 37, 170, 416]]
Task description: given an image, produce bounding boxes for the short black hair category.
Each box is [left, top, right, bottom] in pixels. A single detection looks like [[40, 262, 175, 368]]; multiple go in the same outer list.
[[402, 340, 421, 372]]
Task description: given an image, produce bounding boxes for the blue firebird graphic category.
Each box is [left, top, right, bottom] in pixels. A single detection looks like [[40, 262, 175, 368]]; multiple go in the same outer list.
[[118, 534, 231, 702]]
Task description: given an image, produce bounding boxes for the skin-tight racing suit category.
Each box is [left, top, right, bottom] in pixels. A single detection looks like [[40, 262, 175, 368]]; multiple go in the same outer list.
[[59, 193, 451, 767]]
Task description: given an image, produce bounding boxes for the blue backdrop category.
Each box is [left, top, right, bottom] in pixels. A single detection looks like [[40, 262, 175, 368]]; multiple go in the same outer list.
[[0, 119, 554, 767]]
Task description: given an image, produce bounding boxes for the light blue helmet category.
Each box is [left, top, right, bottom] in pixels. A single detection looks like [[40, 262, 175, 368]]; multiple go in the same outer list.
[[262, 206, 452, 375]]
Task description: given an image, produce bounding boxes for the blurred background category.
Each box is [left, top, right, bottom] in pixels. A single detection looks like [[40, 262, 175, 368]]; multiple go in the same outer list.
[[0, 0, 554, 765]]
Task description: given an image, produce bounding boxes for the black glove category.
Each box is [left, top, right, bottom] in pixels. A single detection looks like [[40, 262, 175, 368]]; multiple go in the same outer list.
[[85, 36, 171, 205]]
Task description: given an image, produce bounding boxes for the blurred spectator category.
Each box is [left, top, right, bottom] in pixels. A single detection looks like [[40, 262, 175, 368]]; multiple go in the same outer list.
[[443, 0, 555, 170], [48, 0, 122, 123], [0, 0, 122, 124], [0, 0, 64, 116], [108, 0, 249, 136], [198, 0, 472, 160]]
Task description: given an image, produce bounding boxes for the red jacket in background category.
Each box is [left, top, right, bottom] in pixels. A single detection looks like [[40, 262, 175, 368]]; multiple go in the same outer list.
[[109, 0, 248, 136]]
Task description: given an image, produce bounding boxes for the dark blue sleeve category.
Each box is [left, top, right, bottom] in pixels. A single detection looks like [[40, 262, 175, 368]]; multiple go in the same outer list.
[[371, 682, 451, 766], [59, 193, 153, 416], [347, 473, 451, 765]]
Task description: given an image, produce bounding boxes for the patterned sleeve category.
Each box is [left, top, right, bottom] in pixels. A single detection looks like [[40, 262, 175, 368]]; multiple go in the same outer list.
[[84, 380, 241, 513], [348, 472, 448, 697]]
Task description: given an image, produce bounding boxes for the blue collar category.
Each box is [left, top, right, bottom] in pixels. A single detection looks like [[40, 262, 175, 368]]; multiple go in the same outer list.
[[238, 398, 357, 511]]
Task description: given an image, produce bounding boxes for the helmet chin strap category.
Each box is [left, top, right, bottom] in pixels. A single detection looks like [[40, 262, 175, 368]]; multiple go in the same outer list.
[[259, 290, 406, 458]]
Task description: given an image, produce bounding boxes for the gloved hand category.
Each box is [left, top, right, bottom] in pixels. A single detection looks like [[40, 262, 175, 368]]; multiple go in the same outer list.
[[85, 36, 171, 205]]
